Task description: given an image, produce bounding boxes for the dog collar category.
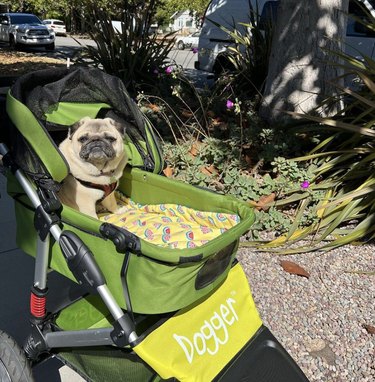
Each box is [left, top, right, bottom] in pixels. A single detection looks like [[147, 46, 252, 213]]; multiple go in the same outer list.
[[75, 178, 118, 202]]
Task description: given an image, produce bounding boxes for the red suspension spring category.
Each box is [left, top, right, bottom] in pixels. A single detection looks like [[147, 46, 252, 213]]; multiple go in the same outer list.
[[30, 288, 47, 318]]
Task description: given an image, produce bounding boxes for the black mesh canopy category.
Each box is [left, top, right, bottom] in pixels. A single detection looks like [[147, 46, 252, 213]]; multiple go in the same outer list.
[[10, 66, 146, 132]]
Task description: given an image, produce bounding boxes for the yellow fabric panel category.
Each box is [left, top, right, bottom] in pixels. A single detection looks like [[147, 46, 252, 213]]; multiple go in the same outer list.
[[99, 192, 240, 249], [133, 263, 262, 381]]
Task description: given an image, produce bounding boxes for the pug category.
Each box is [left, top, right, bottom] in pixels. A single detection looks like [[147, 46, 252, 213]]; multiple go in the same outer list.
[[58, 116, 128, 218]]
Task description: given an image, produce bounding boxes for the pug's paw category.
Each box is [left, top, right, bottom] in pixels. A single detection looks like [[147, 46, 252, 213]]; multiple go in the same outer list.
[[114, 206, 128, 215]]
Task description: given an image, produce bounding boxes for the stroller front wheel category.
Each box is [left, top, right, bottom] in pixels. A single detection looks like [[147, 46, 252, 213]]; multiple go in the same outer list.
[[0, 330, 34, 382]]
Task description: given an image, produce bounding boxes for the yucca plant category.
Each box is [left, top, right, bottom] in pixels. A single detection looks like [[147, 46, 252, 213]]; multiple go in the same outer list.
[[76, 0, 176, 95]]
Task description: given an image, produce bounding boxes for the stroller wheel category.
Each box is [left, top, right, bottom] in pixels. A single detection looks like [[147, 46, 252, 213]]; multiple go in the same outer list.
[[0, 330, 34, 382]]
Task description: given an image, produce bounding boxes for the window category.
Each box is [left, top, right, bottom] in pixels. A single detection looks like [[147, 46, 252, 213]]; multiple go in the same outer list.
[[9, 14, 42, 25], [347, 0, 375, 37]]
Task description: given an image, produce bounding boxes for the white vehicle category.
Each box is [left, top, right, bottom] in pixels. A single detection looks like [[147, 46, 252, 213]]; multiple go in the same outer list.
[[195, 0, 375, 75], [0, 12, 55, 50], [43, 19, 66, 36], [176, 31, 200, 50]]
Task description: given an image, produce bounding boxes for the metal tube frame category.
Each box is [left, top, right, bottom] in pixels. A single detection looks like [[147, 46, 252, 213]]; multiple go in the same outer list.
[[0, 143, 135, 350]]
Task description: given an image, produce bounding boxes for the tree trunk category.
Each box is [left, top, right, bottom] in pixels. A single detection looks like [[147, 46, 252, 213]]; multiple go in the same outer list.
[[259, 0, 349, 124]]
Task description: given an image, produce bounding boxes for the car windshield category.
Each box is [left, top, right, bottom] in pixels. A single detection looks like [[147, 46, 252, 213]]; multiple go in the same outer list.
[[10, 15, 42, 25]]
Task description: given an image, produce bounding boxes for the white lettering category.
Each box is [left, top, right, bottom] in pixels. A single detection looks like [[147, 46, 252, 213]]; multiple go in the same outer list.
[[226, 297, 238, 321], [173, 334, 194, 364], [201, 320, 220, 355], [193, 332, 206, 356], [210, 311, 229, 346], [173, 295, 239, 364]]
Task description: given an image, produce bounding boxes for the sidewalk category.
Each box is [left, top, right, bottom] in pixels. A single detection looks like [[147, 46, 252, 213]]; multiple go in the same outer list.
[[0, 175, 84, 380]]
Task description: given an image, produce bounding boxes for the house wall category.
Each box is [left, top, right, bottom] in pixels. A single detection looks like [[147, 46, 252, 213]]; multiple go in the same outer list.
[[170, 10, 198, 33]]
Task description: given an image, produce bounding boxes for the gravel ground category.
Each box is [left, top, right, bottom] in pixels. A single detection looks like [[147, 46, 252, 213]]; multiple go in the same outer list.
[[237, 244, 375, 382]]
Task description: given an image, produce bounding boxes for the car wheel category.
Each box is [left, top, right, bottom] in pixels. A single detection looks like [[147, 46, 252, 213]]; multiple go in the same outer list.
[[212, 54, 236, 81], [45, 42, 55, 51], [0, 330, 34, 382], [177, 41, 185, 50], [9, 35, 18, 50]]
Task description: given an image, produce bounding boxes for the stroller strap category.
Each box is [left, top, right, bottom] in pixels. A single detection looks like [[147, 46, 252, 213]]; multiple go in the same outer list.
[[76, 178, 118, 202]]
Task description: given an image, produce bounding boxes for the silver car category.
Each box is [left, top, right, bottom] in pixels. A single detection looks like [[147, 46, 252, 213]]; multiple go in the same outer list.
[[0, 13, 55, 50]]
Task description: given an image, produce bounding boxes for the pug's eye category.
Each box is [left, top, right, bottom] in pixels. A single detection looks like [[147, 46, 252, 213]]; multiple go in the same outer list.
[[105, 135, 117, 143], [78, 136, 88, 143]]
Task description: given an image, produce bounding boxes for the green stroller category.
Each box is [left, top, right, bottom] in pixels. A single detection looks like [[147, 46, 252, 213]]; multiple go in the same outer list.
[[0, 67, 309, 381]]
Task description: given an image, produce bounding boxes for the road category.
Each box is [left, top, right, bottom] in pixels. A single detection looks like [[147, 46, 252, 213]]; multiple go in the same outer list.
[[54, 35, 200, 70]]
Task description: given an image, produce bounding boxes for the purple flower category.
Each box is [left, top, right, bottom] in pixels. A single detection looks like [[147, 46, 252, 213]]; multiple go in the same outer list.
[[153, 68, 159, 75], [300, 180, 310, 190], [226, 99, 234, 109], [192, 47, 198, 54], [165, 66, 173, 74]]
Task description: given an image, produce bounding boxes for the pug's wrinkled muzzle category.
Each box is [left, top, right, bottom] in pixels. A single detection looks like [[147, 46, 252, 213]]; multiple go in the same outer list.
[[80, 140, 115, 162]]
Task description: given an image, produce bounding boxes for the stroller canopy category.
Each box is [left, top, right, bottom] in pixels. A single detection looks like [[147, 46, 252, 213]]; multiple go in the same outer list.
[[6, 67, 162, 183]]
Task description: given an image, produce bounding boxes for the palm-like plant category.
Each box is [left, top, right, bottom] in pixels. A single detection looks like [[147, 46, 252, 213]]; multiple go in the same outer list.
[[76, 0, 176, 95]]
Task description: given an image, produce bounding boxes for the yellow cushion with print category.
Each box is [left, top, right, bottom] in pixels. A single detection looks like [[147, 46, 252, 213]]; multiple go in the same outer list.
[[99, 192, 240, 249]]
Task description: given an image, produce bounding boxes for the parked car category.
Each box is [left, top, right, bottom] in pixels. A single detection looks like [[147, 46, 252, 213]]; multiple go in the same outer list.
[[176, 31, 200, 50], [43, 19, 66, 36], [0, 12, 55, 50], [195, 0, 375, 76]]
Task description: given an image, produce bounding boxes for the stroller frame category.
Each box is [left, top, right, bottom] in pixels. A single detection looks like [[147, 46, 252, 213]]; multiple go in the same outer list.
[[0, 67, 310, 382], [0, 147, 310, 382], [0, 143, 139, 356]]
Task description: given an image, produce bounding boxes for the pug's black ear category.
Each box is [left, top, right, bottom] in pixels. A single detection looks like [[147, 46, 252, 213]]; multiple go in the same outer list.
[[107, 118, 126, 137]]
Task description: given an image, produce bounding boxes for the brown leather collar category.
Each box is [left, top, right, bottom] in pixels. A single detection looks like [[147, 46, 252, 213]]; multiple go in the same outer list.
[[75, 178, 118, 202]]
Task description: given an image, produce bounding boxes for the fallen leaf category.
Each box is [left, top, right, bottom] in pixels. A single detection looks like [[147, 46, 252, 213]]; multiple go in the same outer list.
[[200, 165, 218, 176], [210, 117, 228, 130], [181, 109, 193, 118], [188, 141, 203, 158], [280, 260, 310, 278], [148, 103, 160, 112], [255, 193, 276, 211], [163, 166, 174, 177], [362, 324, 375, 334], [211, 116, 223, 126]]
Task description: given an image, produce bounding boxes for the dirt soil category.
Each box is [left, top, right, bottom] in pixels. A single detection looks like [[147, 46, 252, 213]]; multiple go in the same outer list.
[[0, 49, 66, 78]]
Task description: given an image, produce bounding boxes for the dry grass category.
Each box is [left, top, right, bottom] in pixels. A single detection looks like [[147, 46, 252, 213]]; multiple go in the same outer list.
[[0, 49, 66, 77]]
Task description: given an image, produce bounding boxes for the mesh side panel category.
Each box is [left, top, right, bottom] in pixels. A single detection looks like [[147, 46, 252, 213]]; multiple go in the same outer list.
[[57, 348, 159, 382], [10, 125, 53, 185]]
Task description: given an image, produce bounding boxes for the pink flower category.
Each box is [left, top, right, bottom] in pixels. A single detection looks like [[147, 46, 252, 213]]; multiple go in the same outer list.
[[300, 180, 310, 190], [226, 99, 234, 109], [165, 66, 173, 74]]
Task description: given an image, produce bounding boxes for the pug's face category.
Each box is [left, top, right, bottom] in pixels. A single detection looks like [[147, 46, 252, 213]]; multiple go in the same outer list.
[[69, 117, 126, 165]]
